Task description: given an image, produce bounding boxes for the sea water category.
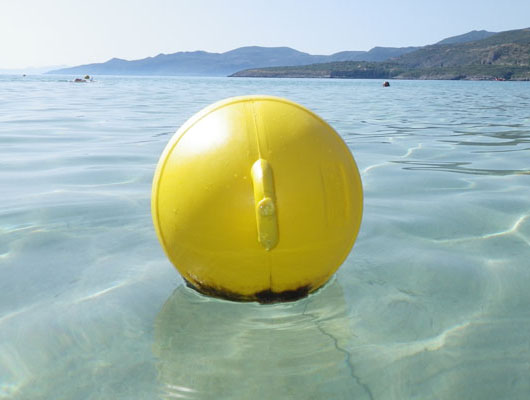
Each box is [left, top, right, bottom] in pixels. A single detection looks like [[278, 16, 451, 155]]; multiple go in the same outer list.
[[1, 75, 529, 400]]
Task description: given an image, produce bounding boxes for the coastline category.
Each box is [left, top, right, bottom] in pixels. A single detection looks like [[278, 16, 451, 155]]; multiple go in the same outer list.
[[229, 63, 530, 81]]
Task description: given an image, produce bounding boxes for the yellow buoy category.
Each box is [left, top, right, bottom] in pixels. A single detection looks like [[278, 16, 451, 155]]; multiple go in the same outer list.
[[151, 95, 363, 303]]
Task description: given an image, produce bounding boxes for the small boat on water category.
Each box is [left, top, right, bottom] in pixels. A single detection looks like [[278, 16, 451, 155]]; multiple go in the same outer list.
[[74, 75, 94, 83]]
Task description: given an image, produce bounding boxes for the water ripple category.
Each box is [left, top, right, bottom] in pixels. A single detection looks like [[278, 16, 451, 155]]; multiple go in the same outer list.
[[392, 160, 530, 176]]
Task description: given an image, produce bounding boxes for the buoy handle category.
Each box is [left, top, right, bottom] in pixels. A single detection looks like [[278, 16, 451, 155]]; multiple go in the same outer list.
[[251, 159, 279, 251]]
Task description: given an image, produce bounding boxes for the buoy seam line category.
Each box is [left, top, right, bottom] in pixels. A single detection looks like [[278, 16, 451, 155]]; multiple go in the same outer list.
[[152, 95, 344, 260], [302, 301, 374, 400], [319, 165, 330, 228], [250, 100, 262, 159]]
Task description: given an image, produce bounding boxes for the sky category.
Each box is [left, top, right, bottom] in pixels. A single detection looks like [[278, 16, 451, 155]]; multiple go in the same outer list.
[[1, 0, 530, 69]]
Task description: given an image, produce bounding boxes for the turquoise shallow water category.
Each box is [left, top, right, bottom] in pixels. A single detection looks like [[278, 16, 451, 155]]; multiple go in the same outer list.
[[1, 75, 529, 399]]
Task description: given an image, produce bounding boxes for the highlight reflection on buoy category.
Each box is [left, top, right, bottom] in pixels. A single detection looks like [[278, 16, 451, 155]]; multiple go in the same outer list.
[[151, 96, 363, 302]]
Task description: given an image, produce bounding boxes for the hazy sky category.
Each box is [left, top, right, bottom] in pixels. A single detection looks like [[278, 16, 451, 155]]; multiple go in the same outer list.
[[1, 0, 529, 69]]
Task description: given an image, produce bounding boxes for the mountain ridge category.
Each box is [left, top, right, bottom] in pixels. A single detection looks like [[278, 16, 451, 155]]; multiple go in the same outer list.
[[435, 30, 496, 45], [231, 28, 530, 81], [47, 28, 530, 80], [47, 45, 418, 76]]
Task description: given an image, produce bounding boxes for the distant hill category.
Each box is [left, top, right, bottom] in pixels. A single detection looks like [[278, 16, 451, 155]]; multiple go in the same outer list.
[[435, 30, 496, 45], [47, 28, 528, 79], [50, 47, 320, 76], [394, 28, 530, 68], [232, 28, 530, 81], [47, 46, 419, 76], [328, 46, 420, 62]]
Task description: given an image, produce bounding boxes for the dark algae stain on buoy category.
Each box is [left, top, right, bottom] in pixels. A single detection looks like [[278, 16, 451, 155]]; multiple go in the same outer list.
[[152, 96, 363, 303], [254, 286, 311, 304], [185, 279, 311, 304]]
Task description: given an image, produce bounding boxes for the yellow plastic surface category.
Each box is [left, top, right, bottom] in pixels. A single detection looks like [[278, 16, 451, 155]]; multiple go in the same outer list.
[[151, 95, 363, 302]]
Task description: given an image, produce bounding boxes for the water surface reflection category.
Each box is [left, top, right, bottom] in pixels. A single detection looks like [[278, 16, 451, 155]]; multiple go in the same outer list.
[[153, 280, 373, 400]]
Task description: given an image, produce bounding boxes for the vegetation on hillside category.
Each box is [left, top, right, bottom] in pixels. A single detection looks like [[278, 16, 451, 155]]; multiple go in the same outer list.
[[232, 28, 530, 81]]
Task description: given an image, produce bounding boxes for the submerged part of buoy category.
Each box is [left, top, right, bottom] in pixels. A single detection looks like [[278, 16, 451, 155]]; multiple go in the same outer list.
[[151, 95, 363, 303]]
